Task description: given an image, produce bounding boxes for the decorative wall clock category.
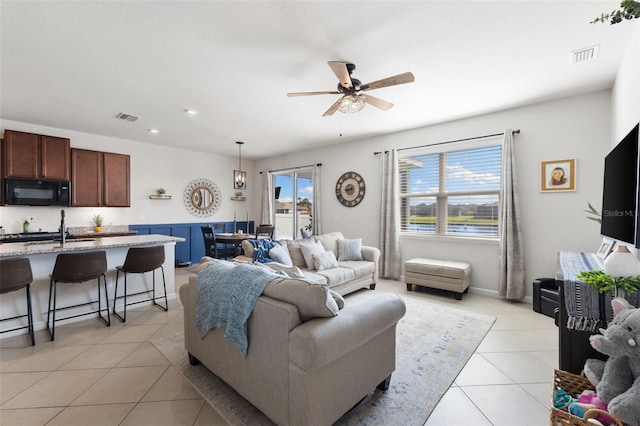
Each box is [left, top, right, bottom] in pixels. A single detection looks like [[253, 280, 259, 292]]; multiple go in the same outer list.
[[183, 178, 222, 217], [335, 171, 365, 207]]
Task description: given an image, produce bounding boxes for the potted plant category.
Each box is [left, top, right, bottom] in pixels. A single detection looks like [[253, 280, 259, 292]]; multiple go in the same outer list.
[[156, 188, 166, 195], [92, 214, 104, 233], [577, 270, 640, 298]]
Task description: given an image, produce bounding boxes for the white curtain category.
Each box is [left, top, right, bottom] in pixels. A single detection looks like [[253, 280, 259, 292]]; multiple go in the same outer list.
[[312, 164, 322, 236], [498, 129, 525, 299], [260, 171, 273, 226], [379, 150, 401, 279]]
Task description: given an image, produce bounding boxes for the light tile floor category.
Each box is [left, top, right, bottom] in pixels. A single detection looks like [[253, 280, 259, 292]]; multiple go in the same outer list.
[[0, 268, 558, 426]]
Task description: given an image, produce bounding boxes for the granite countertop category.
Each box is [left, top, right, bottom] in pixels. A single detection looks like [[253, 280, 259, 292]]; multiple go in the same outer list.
[[0, 234, 185, 258]]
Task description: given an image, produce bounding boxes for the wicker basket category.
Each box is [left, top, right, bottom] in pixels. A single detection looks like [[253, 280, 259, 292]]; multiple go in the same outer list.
[[550, 369, 623, 426]]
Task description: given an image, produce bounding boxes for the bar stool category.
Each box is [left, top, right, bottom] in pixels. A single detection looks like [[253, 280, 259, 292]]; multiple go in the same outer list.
[[113, 245, 168, 322], [47, 251, 109, 341], [0, 258, 35, 346]]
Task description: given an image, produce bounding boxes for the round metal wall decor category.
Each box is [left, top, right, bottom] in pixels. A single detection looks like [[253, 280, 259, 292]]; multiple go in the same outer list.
[[183, 178, 222, 217], [335, 171, 366, 207]]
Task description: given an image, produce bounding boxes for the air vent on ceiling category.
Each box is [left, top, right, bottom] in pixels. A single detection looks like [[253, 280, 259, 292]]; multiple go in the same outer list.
[[115, 112, 140, 122], [571, 45, 599, 64]]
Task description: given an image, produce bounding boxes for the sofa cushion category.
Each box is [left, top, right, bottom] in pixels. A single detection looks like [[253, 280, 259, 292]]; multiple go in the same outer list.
[[297, 269, 328, 285], [298, 238, 326, 270], [312, 251, 338, 271], [269, 244, 293, 266], [282, 238, 310, 268], [315, 267, 355, 286], [314, 232, 345, 254], [337, 238, 363, 261], [263, 278, 339, 322], [337, 260, 375, 280], [241, 240, 254, 258]]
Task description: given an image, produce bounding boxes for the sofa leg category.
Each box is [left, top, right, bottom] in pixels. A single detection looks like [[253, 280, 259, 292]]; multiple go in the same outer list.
[[406, 283, 413, 291], [377, 374, 391, 391], [455, 292, 463, 300], [188, 353, 200, 366], [369, 283, 376, 290]]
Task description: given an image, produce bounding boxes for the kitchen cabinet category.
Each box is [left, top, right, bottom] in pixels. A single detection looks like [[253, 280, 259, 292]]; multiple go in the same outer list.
[[71, 148, 130, 207], [2, 130, 70, 180]]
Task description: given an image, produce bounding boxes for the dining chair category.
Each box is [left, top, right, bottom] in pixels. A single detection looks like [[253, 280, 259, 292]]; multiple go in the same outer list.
[[256, 224, 275, 239], [202, 225, 236, 259]]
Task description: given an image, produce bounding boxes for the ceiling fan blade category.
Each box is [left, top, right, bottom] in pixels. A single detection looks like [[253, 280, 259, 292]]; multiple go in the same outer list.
[[287, 91, 340, 97], [361, 94, 394, 111], [328, 61, 353, 89], [322, 96, 344, 117], [361, 72, 415, 91]]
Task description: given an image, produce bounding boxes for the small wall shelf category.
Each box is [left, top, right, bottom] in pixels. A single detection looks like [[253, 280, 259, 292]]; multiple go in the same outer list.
[[230, 196, 246, 201], [149, 194, 172, 200]]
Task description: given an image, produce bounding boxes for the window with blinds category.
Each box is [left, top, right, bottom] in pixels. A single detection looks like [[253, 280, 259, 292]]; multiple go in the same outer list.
[[399, 142, 502, 238]]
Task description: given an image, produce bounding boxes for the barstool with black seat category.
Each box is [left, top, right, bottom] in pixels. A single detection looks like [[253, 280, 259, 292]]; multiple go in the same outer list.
[[113, 245, 168, 322], [0, 257, 36, 346], [47, 251, 110, 341]]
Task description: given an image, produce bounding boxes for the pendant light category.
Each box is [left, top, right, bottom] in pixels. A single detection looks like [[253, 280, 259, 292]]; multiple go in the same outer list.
[[233, 141, 247, 190]]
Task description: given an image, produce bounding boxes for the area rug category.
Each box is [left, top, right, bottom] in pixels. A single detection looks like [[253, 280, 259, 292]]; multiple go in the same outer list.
[[152, 295, 495, 426]]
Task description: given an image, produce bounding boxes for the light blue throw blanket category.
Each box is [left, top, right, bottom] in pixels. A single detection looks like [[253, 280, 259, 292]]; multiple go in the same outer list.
[[195, 260, 281, 357]]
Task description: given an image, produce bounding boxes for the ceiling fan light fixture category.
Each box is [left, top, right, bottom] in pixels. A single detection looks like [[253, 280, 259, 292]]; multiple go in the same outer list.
[[338, 95, 365, 114]]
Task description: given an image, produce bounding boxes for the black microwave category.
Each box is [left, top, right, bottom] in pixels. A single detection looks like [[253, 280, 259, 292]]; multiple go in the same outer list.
[[4, 178, 71, 206]]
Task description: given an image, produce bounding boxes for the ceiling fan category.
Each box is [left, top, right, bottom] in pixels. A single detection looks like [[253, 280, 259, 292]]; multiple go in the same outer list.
[[287, 61, 415, 116]]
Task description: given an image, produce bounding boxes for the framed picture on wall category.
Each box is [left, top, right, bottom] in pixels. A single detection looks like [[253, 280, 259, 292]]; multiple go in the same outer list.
[[541, 159, 576, 192]]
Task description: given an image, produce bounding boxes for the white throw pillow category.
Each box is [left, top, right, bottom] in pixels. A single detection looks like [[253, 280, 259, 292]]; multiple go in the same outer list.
[[298, 238, 326, 270], [337, 238, 363, 261], [269, 243, 293, 266], [312, 251, 339, 271]]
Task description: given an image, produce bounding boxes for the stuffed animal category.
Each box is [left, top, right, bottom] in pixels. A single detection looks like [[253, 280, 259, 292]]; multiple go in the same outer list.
[[584, 297, 640, 426]]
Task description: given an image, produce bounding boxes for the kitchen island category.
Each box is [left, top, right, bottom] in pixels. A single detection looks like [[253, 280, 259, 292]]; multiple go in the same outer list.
[[0, 234, 185, 338]]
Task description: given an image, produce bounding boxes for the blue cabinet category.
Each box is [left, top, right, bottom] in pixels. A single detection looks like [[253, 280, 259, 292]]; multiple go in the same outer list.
[[129, 221, 254, 265]]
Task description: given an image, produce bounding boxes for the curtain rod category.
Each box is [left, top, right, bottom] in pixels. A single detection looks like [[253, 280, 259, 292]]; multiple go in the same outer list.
[[373, 129, 520, 155], [259, 163, 322, 174]]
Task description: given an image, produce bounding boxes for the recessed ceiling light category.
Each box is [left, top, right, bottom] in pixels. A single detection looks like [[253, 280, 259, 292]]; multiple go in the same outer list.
[[148, 129, 159, 134], [184, 109, 198, 115]]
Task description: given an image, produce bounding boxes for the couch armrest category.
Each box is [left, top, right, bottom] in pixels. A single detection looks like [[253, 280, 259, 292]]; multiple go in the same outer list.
[[289, 293, 405, 371], [361, 245, 380, 282]]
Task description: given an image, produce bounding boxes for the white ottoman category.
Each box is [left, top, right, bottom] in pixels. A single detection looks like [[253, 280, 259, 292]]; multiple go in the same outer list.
[[404, 258, 471, 300]]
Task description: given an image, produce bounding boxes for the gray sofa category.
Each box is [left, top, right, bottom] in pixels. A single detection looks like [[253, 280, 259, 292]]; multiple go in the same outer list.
[[236, 231, 380, 296], [180, 262, 406, 426]]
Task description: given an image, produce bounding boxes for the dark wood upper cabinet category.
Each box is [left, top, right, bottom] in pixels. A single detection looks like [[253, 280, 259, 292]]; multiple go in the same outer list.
[[3, 130, 70, 180], [71, 148, 103, 206], [71, 148, 129, 207], [103, 152, 130, 207]]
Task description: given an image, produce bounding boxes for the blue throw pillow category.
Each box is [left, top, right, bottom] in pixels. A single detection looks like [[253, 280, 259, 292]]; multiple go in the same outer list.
[[249, 239, 280, 263]]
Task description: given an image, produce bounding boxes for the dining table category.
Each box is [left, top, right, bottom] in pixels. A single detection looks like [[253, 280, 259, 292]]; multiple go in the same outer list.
[[216, 233, 256, 256]]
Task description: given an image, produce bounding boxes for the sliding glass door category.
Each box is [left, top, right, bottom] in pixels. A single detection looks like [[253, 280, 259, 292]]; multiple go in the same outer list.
[[272, 167, 314, 240]]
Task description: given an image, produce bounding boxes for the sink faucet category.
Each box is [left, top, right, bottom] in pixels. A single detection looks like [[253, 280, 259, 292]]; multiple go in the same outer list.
[[60, 209, 66, 247]]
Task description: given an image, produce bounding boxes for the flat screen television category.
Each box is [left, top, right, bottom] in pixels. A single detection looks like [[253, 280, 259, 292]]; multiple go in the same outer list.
[[600, 123, 640, 248]]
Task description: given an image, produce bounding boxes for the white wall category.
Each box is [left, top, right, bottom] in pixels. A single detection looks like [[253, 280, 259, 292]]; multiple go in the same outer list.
[[611, 21, 639, 141], [256, 91, 613, 299], [0, 89, 624, 300], [0, 119, 257, 233]]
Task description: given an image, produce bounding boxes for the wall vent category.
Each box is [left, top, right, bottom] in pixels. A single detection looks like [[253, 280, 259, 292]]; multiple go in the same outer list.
[[571, 45, 599, 64], [115, 112, 140, 122]]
